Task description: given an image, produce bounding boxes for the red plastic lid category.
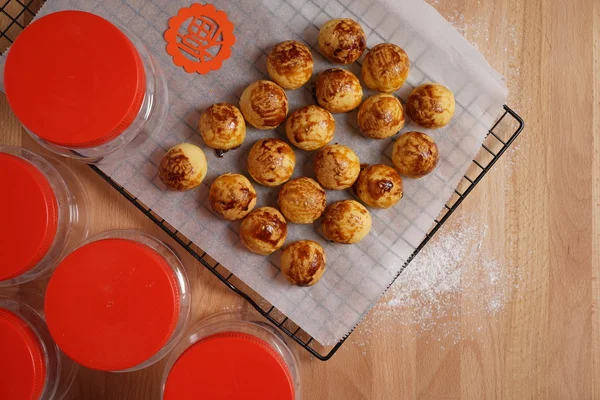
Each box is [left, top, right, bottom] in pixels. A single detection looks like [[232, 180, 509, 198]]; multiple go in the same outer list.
[[4, 11, 146, 148], [44, 238, 181, 371], [163, 332, 295, 400], [0, 153, 58, 281], [0, 308, 47, 400]]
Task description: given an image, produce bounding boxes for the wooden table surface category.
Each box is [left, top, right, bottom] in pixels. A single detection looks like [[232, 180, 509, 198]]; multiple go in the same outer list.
[[1, 0, 598, 398]]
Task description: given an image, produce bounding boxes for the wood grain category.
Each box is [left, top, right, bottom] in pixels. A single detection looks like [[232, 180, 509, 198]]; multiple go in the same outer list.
[[0, 0, 598, 398]]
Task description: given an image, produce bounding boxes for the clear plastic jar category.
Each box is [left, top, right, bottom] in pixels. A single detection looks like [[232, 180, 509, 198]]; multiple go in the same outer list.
[[0, 294, 77, 400], [0, 146, 89, 287], [161, 312, 302, 400], [44, 230, 190, 372], [3, 10, 168, 164]]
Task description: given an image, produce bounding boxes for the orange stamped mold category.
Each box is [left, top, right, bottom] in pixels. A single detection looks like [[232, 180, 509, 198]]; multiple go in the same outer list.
[[164, 3, 236, 74]]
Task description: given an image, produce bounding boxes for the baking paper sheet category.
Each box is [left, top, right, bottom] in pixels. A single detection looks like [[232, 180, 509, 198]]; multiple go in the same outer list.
[[1, 0, 507, 345]]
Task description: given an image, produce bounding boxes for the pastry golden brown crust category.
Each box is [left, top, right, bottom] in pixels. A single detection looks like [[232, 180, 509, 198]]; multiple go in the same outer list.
[[240, 207, 287, 255], [280, 240, 326, 286], [405, 83, 455, 129], [392, 131, 439, 178], [362, 43, 410, 93], [267, 40, 314, 90], [285, 105, 335, 151], [278, 177, 326, 224], [315, 69, 363, 113], [247, 138, 296, 187], [322, 200, 371, 244], [314, 144, 360, 190], [209, 173, 257, 220], [159, 143, 207, 191], [199, 103, 246, 150], [357, 94, 405, 139], [239, 80, 289, 129], [353, 164, 403, 208], [318, 18, 366, 64]]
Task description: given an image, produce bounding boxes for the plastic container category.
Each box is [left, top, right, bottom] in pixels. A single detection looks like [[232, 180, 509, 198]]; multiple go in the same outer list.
[[161, 312, 302, 400], [44, 230, 190, 372], [3, 10, 168, 164], [0, 294, 77, 400], [0, 146, 89, 287]]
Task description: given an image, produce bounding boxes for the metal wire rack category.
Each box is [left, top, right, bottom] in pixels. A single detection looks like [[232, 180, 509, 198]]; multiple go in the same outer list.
[[1, 0, 525, 360]]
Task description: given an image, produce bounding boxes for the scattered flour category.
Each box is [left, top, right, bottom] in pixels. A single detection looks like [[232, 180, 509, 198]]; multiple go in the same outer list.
[[354, 212, 527, 352]]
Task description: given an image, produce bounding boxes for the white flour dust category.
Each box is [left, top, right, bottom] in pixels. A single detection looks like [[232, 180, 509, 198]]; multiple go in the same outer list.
[[354, 212, 526, 351]]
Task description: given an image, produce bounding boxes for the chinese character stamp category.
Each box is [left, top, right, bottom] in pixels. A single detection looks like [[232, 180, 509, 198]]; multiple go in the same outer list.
[[164, 4, 236, 74]]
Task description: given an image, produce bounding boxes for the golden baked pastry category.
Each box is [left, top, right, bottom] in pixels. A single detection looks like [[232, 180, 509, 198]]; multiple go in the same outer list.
[[357, 94, 405, 139], [318, 18, 366, 64], [315, 68, 363, 113], [199, 103, 246, 150], [405, 83, 455, 128], [285, 105, 335, 151], [353, 164, 403, 208], [322, 200, 371, 244], [240, 207, 287, 255], [362, 43, 410, 93], [159, 143, 207, 191], [209, 173, 257, 220], [280, 240, 326, 286], [247, 138, 296, 187], [239, 80, 289, 129], [267, 40, 314, 90], [392, 131, 439, 178], [314, 144, 360, 190], [278, 177, 326, 224]]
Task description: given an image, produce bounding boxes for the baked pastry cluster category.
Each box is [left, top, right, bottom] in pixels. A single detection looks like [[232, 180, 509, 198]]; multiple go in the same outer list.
[[159, 17, 461, 289]]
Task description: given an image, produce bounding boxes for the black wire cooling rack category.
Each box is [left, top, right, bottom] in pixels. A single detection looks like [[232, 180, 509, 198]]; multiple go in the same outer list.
[[1, 0, 524, 360]]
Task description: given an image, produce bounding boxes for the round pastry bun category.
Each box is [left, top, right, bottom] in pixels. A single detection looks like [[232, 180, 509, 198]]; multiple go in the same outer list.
[[357, 94, 405, 139], [322, 200, 372, 244], [280, 240, 326, 286], [159, 143, 207, 191], [315, 68, 363, 113], [247, 138, 296, 187], [392, 131, 439, 178], [318, 18, 366, 64], [278, 177, 326, 224], [209, 173, 257, 220], [267, 40, 314, 90], [353, 164, 403, 208], [199, 103, 246, 150], [362, 43, 410, 93], [286, 105, 335, 151], [240, 80, 289, 129], [240, 207, 287, 255], [405, 83, 455, 129], [314, 144, 360, 190]]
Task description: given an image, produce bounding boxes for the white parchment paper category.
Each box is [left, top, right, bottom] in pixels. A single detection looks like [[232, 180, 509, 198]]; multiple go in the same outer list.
[[1, 0, 507, 345]]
